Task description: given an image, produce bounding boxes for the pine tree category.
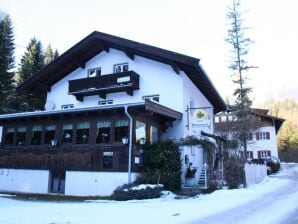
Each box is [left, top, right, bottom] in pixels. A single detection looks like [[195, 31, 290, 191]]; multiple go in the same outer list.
[[17, 38, 45, 111], [226, 0, 256, 159], [0, 13, 15, 113], [18, 38, 44, 82], [43, 44, 59, 65]]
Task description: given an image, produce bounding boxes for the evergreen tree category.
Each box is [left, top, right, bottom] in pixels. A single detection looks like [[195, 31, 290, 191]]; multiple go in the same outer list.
[[0, 13, 15, 113], [18, 38, 44, 82], [17, 38, 45, 111], [43, 44, 59, 65], [226, 0, 255, 159]]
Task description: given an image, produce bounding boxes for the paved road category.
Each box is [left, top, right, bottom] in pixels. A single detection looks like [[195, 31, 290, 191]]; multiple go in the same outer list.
[[189, 163, 298, 224]]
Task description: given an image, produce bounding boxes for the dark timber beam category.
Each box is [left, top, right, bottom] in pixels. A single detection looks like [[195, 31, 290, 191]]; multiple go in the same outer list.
[[171, 63, 181, 75], [122, 48, 135, 60], [126, 89, 133, 96], [96, 41, 109, 53], [75, 95, 84, 102], [71, 58, 85, 69], [99, 92, 106, 99]]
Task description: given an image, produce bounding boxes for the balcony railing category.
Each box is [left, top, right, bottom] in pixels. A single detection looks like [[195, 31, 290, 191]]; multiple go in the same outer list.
[[68, 71, 140, 101]]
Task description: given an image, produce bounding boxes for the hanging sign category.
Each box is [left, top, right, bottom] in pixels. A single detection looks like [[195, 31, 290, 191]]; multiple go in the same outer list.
[[191, 109, 211, 128]]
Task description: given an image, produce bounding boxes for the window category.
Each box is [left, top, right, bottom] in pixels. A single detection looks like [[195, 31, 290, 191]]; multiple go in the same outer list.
[[61, 104, 74, 109], [136, 121, 146, 142], [115, 119, 129, 142], [228, 115, 233, 122], [31, 125, 42, 145], [88, 67, 101, 77], [248, 133, 253, 141], [45, 125, 56, 144], [150, 126, 158, 143], [62, 124, 73, 144], [98, 100, 113, 106], [256, 132, 270, 140], [76, 122, 90, 144], [113, 63, 128, 73], [214, 116, 219, 123], [103, 152, 113, 169], [16, 127, 27, 145], [259, 150, 271, 159], [247, 151, 253, 159], [5, 128, 14, 145], [142, 95, 160, 103], [221, 116, 227, 122], [96, 121, 111, 143]]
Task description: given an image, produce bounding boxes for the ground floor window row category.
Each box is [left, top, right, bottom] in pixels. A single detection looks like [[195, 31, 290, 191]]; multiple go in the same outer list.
[[3, 119, 159, 147]]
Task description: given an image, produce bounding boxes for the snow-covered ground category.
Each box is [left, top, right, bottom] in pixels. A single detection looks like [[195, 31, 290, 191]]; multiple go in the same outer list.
[[0, 163, 297, 224]]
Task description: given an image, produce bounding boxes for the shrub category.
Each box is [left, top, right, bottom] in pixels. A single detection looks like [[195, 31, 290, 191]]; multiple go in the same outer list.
[[142, 141, 181, 191], [111, 183, 163, 201], [224, 157, 244, 189]]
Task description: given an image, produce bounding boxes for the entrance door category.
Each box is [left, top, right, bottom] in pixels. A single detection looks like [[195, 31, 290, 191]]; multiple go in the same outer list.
[[50, 171, 65, 194]]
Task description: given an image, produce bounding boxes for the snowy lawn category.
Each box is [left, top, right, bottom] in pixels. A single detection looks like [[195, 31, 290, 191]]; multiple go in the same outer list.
[[0, 163, 297, 224]]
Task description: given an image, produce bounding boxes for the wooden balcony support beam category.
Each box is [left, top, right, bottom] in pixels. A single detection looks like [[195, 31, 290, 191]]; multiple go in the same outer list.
[[75, 95, 83, 102], [96, 41, 109, 53], [171, 63, 181, 75], [122, 48, 135, 60], [71, 58, 85, 69], [99, 92, 106, 99]]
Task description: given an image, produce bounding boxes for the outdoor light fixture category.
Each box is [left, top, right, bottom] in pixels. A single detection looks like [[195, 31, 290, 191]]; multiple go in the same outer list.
[[122, 136, 129, 145], [139, 138, 146, 145], [51, 139, 57, 146]]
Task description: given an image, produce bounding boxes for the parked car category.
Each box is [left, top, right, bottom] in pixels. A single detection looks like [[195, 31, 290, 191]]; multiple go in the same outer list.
[[251, 156, 281, 175], [265, 156, 281, 174]]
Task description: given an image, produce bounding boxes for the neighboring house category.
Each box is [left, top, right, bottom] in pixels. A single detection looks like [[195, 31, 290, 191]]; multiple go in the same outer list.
[[214, 108, 284, 160], [0, 31, 226, 196]]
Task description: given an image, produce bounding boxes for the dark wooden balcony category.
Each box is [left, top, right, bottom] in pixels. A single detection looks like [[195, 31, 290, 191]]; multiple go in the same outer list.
[[0, 145, 134, 172], [68, 70, 140, 101]]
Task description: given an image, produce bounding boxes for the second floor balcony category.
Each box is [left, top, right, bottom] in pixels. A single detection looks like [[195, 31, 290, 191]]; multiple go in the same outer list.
[[68, 70, 140, 101]]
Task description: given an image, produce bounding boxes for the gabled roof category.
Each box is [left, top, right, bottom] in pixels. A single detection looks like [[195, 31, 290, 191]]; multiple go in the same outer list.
[[250, 109, 285, 133], [216, 108, 285, 133], [17, 31, 226, 113]]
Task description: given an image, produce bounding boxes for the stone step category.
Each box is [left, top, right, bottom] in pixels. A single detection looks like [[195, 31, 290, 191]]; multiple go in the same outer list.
[[177, 186, 202, 197]]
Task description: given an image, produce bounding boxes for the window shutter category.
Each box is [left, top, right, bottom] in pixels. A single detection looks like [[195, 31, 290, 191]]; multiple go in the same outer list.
[[266, 132, 270, 140], [250, 151, 253, 159], [256, 132, 260, 140], [258, 151, 261, 159], [267, 150, 271, 157]]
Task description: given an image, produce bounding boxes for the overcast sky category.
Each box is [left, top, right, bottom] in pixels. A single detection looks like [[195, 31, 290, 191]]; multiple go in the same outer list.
[[1, 0, 297, 104]]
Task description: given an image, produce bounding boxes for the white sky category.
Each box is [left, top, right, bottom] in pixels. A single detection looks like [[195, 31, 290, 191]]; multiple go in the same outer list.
[[1, 0, 297, 104]]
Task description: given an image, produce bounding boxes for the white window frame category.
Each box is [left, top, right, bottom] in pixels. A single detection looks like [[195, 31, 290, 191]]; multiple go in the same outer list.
[[113, 63, 129, 73], [260, 150, 268, 159], [260, 132, 267, 140], [88, 67, 101, 77]]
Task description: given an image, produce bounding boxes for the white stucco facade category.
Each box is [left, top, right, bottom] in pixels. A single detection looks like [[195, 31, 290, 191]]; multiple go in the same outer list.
[[65, 171, 139, 196], [46, 49, 184, 113], [248, 126, 279, 158], [0, 39, 222, 195], [0, 169, 50, 194], [45, 48, 216, 191]]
